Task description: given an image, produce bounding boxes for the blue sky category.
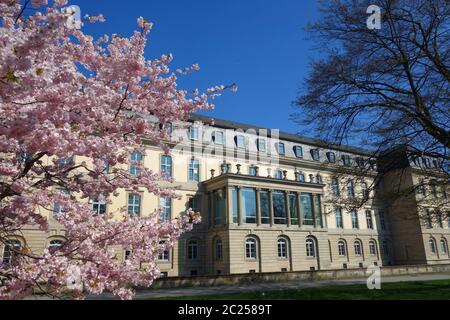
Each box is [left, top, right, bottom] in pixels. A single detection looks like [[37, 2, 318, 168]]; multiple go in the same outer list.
[[71, 0, 320, 135]]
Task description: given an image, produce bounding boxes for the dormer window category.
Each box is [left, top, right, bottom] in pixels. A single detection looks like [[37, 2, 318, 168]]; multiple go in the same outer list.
[[212, 131, 224, 144], [342, 155, 352, 166], [326, 152, 336, 163], [257, 138, 266, 152], [276, 143, 285, 156], [310, 149, 320, 161], [189, 127, 199, 141], [235, 135, 246, 149], [355, 157, 365, 168], [293, 146, 303, 158], [422, 158, 432, 168]]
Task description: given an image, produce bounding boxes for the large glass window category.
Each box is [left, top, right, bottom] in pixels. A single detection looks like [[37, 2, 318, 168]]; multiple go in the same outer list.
[[338, 240, 346, 256], [214, 190, 224, 225], [366, 210, 374, 229], [351, 210, 359, 229], [300, 193, 314, 226], [2, 240, 21, 264], [188, 240, 198, 260], [242, 188, 256, 224], [289, 193, 298, 225], [188, 159, 200, 182], [313, 195, 322, 227], [369, 240, 377, 255], [129, 151, 143, 176], [160, 197, 171, 222], [127, 194, 141, 216], [272, 191, 286, 224], [260, 191, 270, 224], [354, 241, 362, 256], [429, 239, 436, 254], [160, 155, 172, 178], [335, 207, 343, 228], [277, 238, 288, 258], [231, 187, 238, 224], [245, 238, 257, 259], [91, 198, 106, 215], [306, 238, 315, 257]]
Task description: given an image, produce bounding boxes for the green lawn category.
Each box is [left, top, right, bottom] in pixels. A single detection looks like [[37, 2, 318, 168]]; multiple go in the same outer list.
[[143, 279, 450, 300]]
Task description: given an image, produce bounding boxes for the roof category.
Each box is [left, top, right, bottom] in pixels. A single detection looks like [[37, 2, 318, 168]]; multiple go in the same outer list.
[[189, 113, 374, 157]]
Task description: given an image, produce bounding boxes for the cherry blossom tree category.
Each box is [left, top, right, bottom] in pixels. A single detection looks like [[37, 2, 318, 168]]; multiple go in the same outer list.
[[0, 0, 224, 299]]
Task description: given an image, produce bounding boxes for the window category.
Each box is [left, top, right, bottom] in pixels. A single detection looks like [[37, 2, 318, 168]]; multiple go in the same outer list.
[[296, 171, 305, 182], [214, 190, 224, 225], [188, 240, 198, 260], [306, 238, 315, 257], [242, 188, 257, 224], [124, 250, 132, 260], [158, 241, 170, 261], [326, 152, 336, 163], [289, 193, 298, 225], [235, 135, 246, 149], [215, 239, 223, 260], [316, 174, 323, 184], [53, 201, 64, 217], [257, 138, 266, 152], [2, 240, 21, 264], [293, 146, 303, 158], [245, 238, 257, 259], [331, 178, 340, 196], [160, 197, 171, 222], [361, 182, 369, 199], [365, 210, 374, 229], [440, 239, 448, 254], [342, 155, 352, 166], [338, 241, 346, 256], [160, 155, 172, 178], [188, 196, 200, 212], [354, 241, 362, 256], [277, 143, 285, 156], [248, 166, 257, 176], [212, 131, 224, 144], [351, 210, 359, 229], [101, 157, 109, 173], [369, 240, 377, 255], [437, 212, 443, 228], [274, 169, 283, 179], [347, 180, 355, 197], [310, 149, 320, 161], [378, 209, 386, 230], [48, 239, 63, 252], [272, 191, 287, 224], [57, 156, 74, 166], [260, 191, 270, 224], [127, 193, 141, 216], [301, 193, 314, 226], [189, 127, 199, 141], [430, 183, 438, 199], [422, 157, 432, 168], [424, 209, 432, 228], [188, 159, 200, 182], [429, 239, 436, 255], [277, 238, 288, 258], [91, 198, 106, 215], [442, 186, 448, 199], [231, 187, 238, 224], [129, 151, 143, 176], [335, 208, 343, 228]]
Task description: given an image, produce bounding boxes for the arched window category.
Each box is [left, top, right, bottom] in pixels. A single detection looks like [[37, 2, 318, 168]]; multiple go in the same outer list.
[[277, 238, 288, 259], [326, 152, 336, 163], [245, 238, 257, 259], [429, 239, 436, 255], [276, 142, 285, 156], [2, 240, 21, 264], [354, 240, 362, 256], [188, 240, 198, 260], [160, 155, 172, 178], [440, 239, 448, 254], [369, 240, 377, 255], [48, 239, 64, 252], [306, 238, 316, 257], [215, 239, 223, 260], [129, 151, 143, 176], [338, 240, 346, 256]]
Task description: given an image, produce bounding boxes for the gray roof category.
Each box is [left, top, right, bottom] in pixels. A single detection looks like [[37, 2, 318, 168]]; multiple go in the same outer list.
[[189, 113, 374, 157]]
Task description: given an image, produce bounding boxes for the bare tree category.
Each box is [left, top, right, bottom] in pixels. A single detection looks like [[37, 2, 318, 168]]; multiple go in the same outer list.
[[293, 0, 449, 220]]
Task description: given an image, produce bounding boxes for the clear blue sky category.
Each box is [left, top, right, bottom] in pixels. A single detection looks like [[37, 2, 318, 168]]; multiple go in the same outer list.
[[71, 0, 320, 134]]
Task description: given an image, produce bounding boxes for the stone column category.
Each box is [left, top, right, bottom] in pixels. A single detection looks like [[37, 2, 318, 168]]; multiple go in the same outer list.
[[226, 186, 234, 225], [285, 191, 291, 227], [237, 186, 243, 226], [208, 191, 214, 229], [269, 190, 274, 226], [256, 188, 261, 226], [223, 187, 228, 225]]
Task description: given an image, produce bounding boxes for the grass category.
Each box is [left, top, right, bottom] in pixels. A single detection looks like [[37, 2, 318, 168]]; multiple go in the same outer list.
[[142, 279, 450, 300]]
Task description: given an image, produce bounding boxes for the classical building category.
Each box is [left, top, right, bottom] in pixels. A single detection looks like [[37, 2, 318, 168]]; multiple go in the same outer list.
[[2, 114, 449, 277]]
